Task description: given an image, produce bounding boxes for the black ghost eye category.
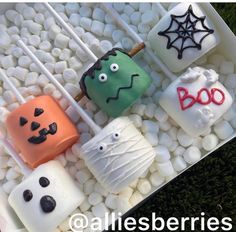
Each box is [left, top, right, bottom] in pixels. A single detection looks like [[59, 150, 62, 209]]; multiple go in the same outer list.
[[19, 117, 28, 126], [39, 177, 50, 188], [34, 108, 44, 117], [31, 122, 40, 131], [23, 190, 33, 202], [40, 195, 56, 213], [97, 143, 107, 152], [112, 132, 121, 140]]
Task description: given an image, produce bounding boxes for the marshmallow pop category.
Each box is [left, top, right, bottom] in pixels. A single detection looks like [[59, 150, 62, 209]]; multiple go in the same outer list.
[[0, 134, 84, 232], [43, 3, 152, 118], [159, 67, 233, 137], [18, 39, 155, 194], [1, 69, 79, 169], [148, 3, 220, 73]]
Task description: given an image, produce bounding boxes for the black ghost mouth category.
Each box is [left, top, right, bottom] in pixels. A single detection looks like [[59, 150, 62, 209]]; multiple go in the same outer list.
[[40, 195, 56, 213], [28, 123, 57, 144], [106, 73, 139, 103]]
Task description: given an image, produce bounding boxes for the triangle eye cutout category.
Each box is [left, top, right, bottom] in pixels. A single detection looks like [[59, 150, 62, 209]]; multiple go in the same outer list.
[[20, 117, 28, 126], [34, 108, 44, 117]]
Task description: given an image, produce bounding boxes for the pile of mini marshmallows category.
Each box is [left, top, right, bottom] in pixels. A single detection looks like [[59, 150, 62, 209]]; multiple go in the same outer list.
[[0, 3, 236, 232]]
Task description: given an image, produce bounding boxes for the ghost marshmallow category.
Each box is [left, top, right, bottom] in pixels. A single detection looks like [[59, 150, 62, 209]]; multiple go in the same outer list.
[[159, 67, 233, 137], [80, 48, 151, 117], [148, 3, 220, 73], [6, 95, 79, 168], [8, 160, 84, 232], [80, 116, 155, 193]]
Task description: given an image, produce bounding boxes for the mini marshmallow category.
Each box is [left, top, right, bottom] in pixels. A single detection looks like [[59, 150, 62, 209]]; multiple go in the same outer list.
[[92, 8, 105, 22], [159, 121, 171, 132], [92, 203, 109, 217], [94, 183, 108, 197], [172, 156, 187, 172], [64, 83, 80, 98], [103, 24, 116, 38], [7, 26, 19, 35], [141, 120, 159, 134], [131, 104, 146, 116], [177, 129, 194, 147], [26, 20, 42, 35], [130, 12, 141, 25], [155, 145, 170, 163], [79, 199, 91, 212], [121, 37, 133, 51], [112, 30, 125, 43], [39, 41, 52, 52], [183, 146, 201, 164], [5, 10, 18, 22], [154, 107, 168, 123], [138, 23, 151, 34], [88, 192, 103, 206], [159, 132, 172, 148], [213, 120, 234, 140], [25, 72, 38, 86], [55, 61, 67, 74], [6, 168, 20, 181], [69, 13, 80, 27], [79, 6, 92, 17], [141, 11, 157, 25], [80, 17, 92, 31], [2, 180, 18, 194], [68, 57, 82, 70], [119, 186, 133, 199], [139, 3, 152, 13], [43, 17, 55, 30], [113, 3, 125, 13], [54, 33, 70, 49], [149, 172, 165, 187], [12, 66, 28, 82], [104, 14, 114, 24], [65, 2, 79, 14], [105, 194, 117, 210], [59, 48, 72, 61], [63, 68, 77, 83], [22, 6, 36, 20], [18, 56, 31, 68], [220, 61, 234, 75], [129, 114, 142, 128], [40, 31, 49, 41], [124, 5, 135, 15], [137, 179, 152, 195], [202, 134, 218, 151], [94, 110, 108, 126], [91, 20, 105, 37], [145, 132, 158, 146], [27, 85, 42, 96], [1, 55, 16, 69], [84, 179, 96, 196], [66, 105, 80, 123], [100, 40, 113, 53], [52, 47, 61, 57], [144, 103, 156, 118], [43, 83, 56, 95], [156, 161, 175, 177], [75, 169, 92, 185], [129, 191, 144, 206], [34, 13, 44, 24]]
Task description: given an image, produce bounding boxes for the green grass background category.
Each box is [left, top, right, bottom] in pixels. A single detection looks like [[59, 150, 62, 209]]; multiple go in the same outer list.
[[108, 4, 236, 231]]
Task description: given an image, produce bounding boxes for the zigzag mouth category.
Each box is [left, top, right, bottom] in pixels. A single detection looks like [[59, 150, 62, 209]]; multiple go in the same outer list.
[[106, 74, 139, 104]]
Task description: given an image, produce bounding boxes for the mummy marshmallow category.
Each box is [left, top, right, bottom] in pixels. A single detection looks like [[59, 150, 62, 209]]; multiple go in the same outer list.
[[8, 160, 84, 232], [159, 67, 233, 137], [80, 117, 155, 193], [6, 95, 79, 168], [80, 48, 151, 117], [148, 3, 220, 73]]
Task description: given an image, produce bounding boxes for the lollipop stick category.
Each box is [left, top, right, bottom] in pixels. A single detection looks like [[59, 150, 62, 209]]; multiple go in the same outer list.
[[101, 3, 177, 81], [0, 69, 26, 105], [0, 137, 31, 176], [74, 91, 85, 102], [43, 2, 98, 63], [17, 40, 101, 135], [128, 43, 145, 57], [155, 3, 167, 17]]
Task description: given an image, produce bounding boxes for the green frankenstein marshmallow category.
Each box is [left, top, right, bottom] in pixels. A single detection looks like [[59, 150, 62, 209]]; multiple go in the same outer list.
[[80, 48, 151, 117]]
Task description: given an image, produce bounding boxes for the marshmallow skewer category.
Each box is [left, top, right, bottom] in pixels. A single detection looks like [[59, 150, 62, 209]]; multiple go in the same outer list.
[[155, 3, 167, 17], [102, 3, 177, 81], [17, 40, 101, 135], [0, 69, 26, 105]]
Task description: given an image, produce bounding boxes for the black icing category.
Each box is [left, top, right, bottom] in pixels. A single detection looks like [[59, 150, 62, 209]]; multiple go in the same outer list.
[[39, 177, 50, 188], [34, 108, 44, 117], [28, 122, 57, 144], [40, 195, 56, 213], [158, 5, 214, 59], [19, 117, 28, 126], [106, 73, 139, 103], [23, 190, 33, 202], [31, 122, 40, 131], [79, 48, 130, 99]]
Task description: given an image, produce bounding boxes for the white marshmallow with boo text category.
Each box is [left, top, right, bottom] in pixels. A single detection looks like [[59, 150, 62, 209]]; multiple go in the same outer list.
[[159, 67, 233, 137], [80, 117, 155, 193], [8, 161, 84, 232], [147, 3, 220, 73]]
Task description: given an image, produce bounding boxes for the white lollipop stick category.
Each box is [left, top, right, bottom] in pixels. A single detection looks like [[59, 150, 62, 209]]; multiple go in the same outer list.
[[155, 3, 167, 17], [17, 40, 101, 135], [43, 2, 98, 63], [0, 136, 31, 177], [0, 69, 26, 105], [102, 3, 176, 81]]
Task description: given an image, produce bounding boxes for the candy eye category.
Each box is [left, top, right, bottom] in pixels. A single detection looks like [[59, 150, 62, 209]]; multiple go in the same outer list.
[[110, 63, 119, 72], [112, 132, 121, 140], [97, 143, 107, 152], [23, 190, 33, 202], [98, 73, 108, 82]]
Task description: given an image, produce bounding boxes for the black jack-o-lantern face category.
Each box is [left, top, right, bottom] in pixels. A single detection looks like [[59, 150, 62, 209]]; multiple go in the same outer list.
[[19, 108, 58, 145]]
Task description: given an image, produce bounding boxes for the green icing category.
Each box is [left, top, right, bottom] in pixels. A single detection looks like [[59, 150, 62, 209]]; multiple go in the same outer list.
[[83, 51, 152, 117]]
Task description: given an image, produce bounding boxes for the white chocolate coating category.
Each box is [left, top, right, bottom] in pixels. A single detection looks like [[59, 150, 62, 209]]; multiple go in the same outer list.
[[0, 187, 24, 232], [148, 3, 220, 73], [80, 117, 155, 193], [159, 67, 233, 137], [8, 161, 84, 232]]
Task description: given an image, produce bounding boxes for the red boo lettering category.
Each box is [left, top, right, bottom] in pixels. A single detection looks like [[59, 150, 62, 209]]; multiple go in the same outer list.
[[177, 87, 225, 111]]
